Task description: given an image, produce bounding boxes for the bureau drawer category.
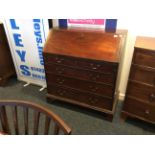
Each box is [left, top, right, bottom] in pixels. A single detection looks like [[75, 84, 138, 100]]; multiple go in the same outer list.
[[46, 73, 114, 97], [43, 53, 118, 74], [45, 63, 116, 86], [130, 64, 155, 86], [127, 81, 155, 104], [133, 48, 155, 68], [47, 84, 113, 110], [123, 97, 155, 122]]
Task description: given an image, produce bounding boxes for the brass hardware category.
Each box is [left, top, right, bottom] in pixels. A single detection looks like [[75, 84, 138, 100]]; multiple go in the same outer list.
[[57, 90, 66, 96], [149, 93, 155, 102], [88, 97, 98, 104], [56, 58, 64, 63], [89, 85, 99, 92], [145, 109, 150, 115], [90, 63, 101, 70], [57, 78, 65, 84], [57, 60, 62, 63]]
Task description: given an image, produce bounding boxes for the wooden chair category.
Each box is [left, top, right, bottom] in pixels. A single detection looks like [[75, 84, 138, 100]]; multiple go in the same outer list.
[[0, 100, 72, 135]]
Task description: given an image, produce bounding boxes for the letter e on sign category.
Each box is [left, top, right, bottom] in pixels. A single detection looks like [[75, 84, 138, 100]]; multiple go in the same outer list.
[[13, 34, 24, 47]]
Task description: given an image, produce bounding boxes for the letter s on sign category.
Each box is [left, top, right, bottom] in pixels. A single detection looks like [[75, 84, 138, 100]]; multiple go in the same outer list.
[[20, 65, 31, 76]]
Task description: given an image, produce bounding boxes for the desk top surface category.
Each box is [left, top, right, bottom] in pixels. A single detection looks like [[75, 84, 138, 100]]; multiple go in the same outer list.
[[135, 36, 155, 51]]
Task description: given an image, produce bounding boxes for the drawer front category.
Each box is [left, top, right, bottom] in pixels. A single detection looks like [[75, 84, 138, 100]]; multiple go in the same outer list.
[[47, 84, 113, 110], [130, 64, 155, 86], [46, 73, 114, 97], [133, 48, 155, 68], [43, 53, 118, 74], [127, 81, 155, 104], [123, 97, 155, 122], [45, 63, 116, 85]]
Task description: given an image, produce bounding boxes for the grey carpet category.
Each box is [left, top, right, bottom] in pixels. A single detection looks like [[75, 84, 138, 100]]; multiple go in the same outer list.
[[0, 77, 155, 134]]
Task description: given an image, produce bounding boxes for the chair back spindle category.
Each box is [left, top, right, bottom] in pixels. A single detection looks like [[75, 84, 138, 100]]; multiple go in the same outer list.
[[12, 106, 19, 134], [23, 107, 29, 135], [34, 111, 40, 135], [44, 116, 50, 135], [53, 124, 60, 135]]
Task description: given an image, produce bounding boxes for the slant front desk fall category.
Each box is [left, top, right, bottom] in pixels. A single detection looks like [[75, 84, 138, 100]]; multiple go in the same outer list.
[[43, 28, 123, 121]]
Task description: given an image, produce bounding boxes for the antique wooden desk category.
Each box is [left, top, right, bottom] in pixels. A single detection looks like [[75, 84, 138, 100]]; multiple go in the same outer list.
[[43, 28, 123, 121]]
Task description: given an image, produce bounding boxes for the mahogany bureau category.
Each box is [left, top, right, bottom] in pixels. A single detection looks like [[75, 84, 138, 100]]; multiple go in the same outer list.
[[43, 28, 123, 121], [122, 36, 155, 124], [0, 23, 15, 86]]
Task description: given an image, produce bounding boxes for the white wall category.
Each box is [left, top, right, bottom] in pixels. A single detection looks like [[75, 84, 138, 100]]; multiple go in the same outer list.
[[117, 19, 155, 100]]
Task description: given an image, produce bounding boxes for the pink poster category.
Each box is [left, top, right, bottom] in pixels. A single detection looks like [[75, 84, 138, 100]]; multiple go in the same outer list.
[[68, 19, 105, 25]]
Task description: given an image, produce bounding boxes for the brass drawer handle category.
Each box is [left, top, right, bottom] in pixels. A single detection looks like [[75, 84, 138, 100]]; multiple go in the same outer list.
[[57, 90, 66, 96], [89, 74, 100, 81], [149, 93, 155, 102], [145, 109, 150, 115], [56, 68, 64, 74], [89, 85, 99, 92], [92, 67, 97, 70], [90, 63, 96, 70], [90, 63, 101, 70], [55, 58, 64, 63], [97, 64, 101, 67], [88, 97, 98, 104], [57, 78, 65, 84], [57, 60, 62, 63]]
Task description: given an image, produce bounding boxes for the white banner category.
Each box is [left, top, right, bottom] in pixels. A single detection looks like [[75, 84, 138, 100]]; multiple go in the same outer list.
[[3, 19, 49, 87]]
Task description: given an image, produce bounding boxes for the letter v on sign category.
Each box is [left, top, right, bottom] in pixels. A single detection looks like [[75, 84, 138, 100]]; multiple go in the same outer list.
[[16, 50, 26, 62]]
